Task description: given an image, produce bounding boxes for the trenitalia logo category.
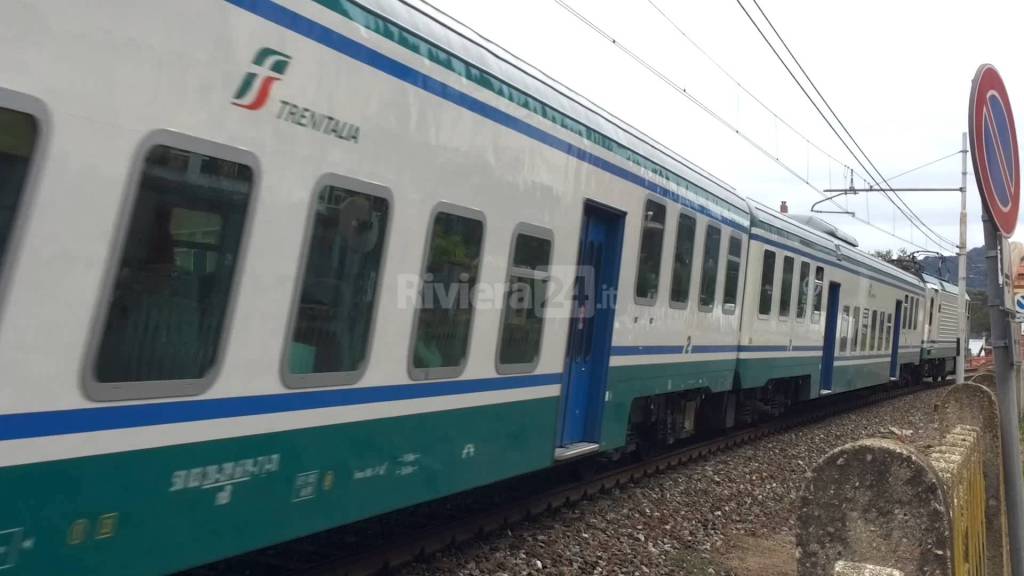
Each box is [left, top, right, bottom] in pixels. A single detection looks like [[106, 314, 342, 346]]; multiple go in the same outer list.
[[231, 46, 362, 144], [231, 48, 292, 110]]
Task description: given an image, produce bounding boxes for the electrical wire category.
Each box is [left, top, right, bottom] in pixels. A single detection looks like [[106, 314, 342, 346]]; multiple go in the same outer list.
[[740, 0, 956, 250], [737, 0, 950, 249], [550, 0, 932, 251], [886, 150, 962, 181], [745, 0, 949, 246], [645, 0, 871, 189]]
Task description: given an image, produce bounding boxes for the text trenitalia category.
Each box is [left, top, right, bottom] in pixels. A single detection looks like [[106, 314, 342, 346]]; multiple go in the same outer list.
[[276, 99, 361, 143]]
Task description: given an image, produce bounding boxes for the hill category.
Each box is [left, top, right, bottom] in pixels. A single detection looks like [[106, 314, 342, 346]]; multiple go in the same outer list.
[[918, 246, 986, 290]]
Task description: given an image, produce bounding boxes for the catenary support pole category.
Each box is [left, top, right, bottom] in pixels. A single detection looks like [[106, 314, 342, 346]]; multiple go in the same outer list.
[[981, 211, 1024, 575], [958, 132, 968, 385]]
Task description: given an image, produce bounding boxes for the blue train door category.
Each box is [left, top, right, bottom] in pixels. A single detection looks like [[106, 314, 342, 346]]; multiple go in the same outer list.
[[819, 282, 841, 393], [890, 299, 903, 380], [557, 202, 624, 458]]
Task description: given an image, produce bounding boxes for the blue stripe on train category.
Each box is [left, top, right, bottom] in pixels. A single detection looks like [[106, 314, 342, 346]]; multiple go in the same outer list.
[[0, 373, 561, 441], [610, 344, 823, 356]]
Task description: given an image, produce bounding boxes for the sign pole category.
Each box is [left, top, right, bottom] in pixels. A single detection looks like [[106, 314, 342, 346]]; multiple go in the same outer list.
[[958, 131, 968, 385], [981, 211, 1024, 574], [970, 63, 1024, 574]]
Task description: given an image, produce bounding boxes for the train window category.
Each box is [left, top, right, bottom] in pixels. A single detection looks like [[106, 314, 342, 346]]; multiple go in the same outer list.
[[410, 206, 484, 380], [284, 178, 390, 387], [698, 224, 721, 311], [758, 249, 776, 316], [635, 199, 666, 305], [913, 297, 920, 330], [869, 310, 878, 351], [885, 313, 893, 350], [0, 106, 37, 280], [812, 266, 824, 323], [880, 311, 888, 348], [90, 137, 255, 399], [928, 297, 935, 329], [879, 311, 886, 350], [779, 256, 794, 318], [839, 306, 851, 352], [497, 226, 552, 374], [903, 295, 910, 329], [852, 306, 861, 352], [859, 309, 869, 352], [722, 235, 742, 315], [669, 212, 696, 307], [796, 261, 810, 320]]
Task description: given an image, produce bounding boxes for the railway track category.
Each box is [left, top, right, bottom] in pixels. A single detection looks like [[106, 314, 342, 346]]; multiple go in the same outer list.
[[181, 382, 937, 576]]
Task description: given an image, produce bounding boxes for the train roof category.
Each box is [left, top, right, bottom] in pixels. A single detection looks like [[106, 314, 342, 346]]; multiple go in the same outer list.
[[747, 202, 838, 254], [785, 214, 859, 247], [921, 273, 959, 294], [360, 0, 751, 222]]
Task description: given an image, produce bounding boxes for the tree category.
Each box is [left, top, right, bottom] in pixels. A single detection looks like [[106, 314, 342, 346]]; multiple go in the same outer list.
[[871, 247, 919, 274], [871, 247, 914, 262]]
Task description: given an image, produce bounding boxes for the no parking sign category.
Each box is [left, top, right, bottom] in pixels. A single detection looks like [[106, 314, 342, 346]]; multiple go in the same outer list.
[[970, 64, 1020, 236]]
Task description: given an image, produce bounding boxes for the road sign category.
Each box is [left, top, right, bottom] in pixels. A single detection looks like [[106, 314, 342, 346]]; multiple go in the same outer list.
[[1016, 292, 1024, 314], [970, 64, 1020, 237]]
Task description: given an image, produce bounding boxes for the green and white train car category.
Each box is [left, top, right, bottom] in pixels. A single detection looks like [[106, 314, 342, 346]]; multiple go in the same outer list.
[[0, 0, 956, 574]]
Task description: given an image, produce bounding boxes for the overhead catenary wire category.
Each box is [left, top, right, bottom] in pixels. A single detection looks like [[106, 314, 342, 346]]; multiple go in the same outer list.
[[651, 0, 953, 251], [549, 0, 932, 251], [645, 0, 872, 190], [885, 150, 962, 181], [738, 0, 956, 250], [414, 0, 938, 251], [744, 0, 954, 249]]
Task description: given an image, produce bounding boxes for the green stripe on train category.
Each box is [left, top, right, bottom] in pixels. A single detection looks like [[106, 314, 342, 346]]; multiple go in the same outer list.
[[0, 397, 557, 575]]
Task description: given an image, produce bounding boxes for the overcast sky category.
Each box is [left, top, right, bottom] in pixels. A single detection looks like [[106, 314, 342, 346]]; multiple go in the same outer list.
[[428, 0, 1023, 254]]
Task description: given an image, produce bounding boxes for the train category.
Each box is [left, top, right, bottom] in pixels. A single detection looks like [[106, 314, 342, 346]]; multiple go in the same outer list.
[[0, 0, 964, 574]]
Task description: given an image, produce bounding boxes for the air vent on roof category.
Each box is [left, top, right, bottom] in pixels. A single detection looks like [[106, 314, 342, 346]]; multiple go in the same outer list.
[[787, 214, 859, 247]]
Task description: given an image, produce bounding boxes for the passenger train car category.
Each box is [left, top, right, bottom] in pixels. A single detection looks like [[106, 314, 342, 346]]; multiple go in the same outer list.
[[0, 0, 961, 573]]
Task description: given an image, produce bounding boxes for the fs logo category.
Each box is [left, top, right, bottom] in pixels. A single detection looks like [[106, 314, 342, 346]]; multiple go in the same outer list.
[[231, 48, 292, 111]]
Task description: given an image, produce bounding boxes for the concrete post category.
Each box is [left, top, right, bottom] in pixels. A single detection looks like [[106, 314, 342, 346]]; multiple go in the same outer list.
[[797, 384, 1008, 576], [936, 382, 1008, 575], [796, 438, 951, 575]]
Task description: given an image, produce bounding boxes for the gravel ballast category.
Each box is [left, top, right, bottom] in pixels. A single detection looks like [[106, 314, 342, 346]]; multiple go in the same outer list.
[[398, 386, 949, 576]]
